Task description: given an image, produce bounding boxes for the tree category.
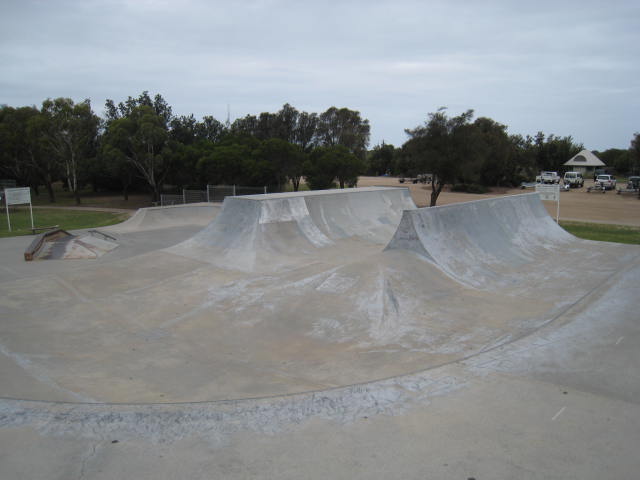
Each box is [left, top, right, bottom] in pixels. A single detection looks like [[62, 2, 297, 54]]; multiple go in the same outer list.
[[169, 114, 199, 145], [276, 103, 300, 143], [403, 109, 478, 206], [508, 134, 537, 183], [105, 91, 173, 128], [102, 105, 170, 201], [231, 104, 300, 143], [595, 148, 632, 176], [303, 147, 337, 190], [254, 138, 305, 191], [94, 140, 139, 199], [473, 117, 515, 187], [531, 132, 583, 173], [332, 145, 365, 188], [38, 98, 100, 204], [197, 142, 254, 186], [195, 116, 226, 143], [315, 107, 370, 159], [295, 111, 318, 152], [368, 142, 396, 176], [255, 112, 279, 140], [0, 105, 58, 200], [304, 145, 365, 190], [230, 114, 258, 137]]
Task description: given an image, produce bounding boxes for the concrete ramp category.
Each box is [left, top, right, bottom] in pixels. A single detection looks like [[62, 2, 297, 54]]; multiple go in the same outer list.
[[385, 193, 575, 288], [169, 187, 415, 271], [106, 202, 220, 233], [24, 229, 119, 261]]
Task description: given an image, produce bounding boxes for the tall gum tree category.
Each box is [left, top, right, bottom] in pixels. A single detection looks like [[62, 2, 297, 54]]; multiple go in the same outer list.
[[315, 107, 370, 159], [0, 105, 57, 200], [102, 105, 170, 202], [39, 98, 99, 205]]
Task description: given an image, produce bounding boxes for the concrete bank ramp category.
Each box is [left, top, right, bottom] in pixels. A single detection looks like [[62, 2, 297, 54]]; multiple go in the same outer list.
[[106, 202, 220, 233], [385, 193, 575, 288], [169, 187, 416, 271]]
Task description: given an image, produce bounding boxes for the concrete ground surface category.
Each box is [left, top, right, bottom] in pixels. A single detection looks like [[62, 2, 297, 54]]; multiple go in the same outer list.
[[0, 188, 639, 479]]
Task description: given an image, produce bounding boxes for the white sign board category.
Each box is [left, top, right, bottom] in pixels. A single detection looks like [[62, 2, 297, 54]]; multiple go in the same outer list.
[[535, 184, 560, 201], [4, 187, 31, 205], [4, 187, 33, 232], [535, 184, 560, 222]]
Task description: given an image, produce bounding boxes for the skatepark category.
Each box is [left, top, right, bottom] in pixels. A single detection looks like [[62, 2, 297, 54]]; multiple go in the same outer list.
[[1, 187, 639, 479]]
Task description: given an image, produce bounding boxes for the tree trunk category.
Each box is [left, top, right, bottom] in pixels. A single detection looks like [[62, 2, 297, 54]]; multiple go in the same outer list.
[[45, 179, 56, 203], [122, 171, 132, 201], [429, 178, 443, 207], [151, 183, 160, 203]]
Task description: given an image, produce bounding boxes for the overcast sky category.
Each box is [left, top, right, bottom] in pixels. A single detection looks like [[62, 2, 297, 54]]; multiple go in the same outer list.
[[1, 0, 638, 150]]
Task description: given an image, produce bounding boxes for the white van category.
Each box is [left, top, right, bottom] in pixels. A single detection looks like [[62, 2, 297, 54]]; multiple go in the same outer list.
[[563, 172, 584, 188]]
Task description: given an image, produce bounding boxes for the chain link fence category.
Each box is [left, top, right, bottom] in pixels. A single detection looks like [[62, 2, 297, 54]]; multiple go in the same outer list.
[[160, 185, 268, 206], [159, 194, 184, 206], [207, 185, 267, 202], [183, 189, 208, 203]]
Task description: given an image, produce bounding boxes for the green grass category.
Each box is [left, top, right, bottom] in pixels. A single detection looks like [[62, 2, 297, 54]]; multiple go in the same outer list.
[[560, 221, 640, 245], [0, 208, 129, 238]]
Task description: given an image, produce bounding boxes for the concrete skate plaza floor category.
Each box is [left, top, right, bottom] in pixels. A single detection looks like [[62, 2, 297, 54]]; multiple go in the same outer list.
[[2, 187, 640, 479], [1, 188, 638, 404]]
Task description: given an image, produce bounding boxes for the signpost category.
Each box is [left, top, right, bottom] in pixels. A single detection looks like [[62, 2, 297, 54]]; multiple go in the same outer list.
[[4, 187, 34, 232], [535, 184, 560, 223]]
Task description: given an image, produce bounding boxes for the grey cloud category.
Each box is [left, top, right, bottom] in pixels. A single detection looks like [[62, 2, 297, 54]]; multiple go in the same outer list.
[[1, 0, 638, 149]]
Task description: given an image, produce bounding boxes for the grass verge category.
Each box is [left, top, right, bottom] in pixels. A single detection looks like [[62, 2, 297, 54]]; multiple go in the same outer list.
[[0, 208, 129, 238], [560, 221, 640, 245]]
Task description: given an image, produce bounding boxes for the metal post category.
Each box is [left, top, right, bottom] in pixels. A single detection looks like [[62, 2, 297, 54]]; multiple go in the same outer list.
[[5, 190, 10, 232], [264, 186, 267, 194], [29, 201, 34, 230], [183, 189, 186, 204], [206, 185, 210, 203], [233, 185, 236, 196], [556, 186, 560, 223]]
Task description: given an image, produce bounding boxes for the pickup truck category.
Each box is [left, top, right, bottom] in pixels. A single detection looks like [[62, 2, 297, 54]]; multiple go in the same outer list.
[[563, 171, 584, 188], [595, 174, 616, 190], [536, 171, 561, 184]]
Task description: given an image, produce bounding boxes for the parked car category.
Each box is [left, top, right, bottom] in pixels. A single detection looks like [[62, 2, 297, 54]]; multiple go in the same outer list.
[[617, 176, 640, 195], [536, 171, 561, 184], [595, 174, 616, 190], [417, 173, 433, 184], [563, 171, 584, 188]]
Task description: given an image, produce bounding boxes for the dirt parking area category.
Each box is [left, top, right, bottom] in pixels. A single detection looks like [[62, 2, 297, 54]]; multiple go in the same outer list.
[[358, 176, 640, 227]]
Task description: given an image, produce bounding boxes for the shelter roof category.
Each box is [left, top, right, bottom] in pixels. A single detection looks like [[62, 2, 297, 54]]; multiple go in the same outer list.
[[564, 149, 605, 166]]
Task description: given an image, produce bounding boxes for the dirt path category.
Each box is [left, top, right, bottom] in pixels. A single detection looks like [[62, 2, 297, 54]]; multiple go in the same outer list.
[[358, 176, 640, 227]]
